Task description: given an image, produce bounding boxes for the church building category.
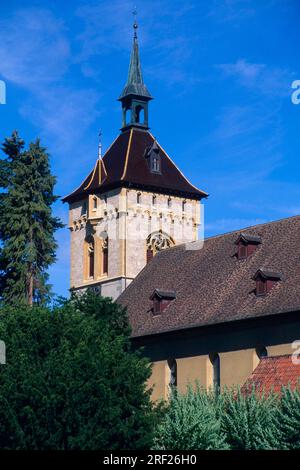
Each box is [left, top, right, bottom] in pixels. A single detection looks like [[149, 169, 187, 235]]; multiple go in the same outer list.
[[64, 20, 300, 401]]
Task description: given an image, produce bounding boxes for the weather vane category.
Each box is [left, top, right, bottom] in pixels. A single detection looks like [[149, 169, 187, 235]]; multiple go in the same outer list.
[[98, 129, 102, 160]]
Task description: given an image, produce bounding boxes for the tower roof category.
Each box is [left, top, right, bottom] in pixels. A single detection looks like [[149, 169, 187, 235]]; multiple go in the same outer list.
[[62, 128, 207, 203], [119, 20, 152, 101]]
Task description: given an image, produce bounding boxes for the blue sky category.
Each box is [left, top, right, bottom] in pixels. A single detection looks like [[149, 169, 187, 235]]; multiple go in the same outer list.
[[0, 0, 299, 298]]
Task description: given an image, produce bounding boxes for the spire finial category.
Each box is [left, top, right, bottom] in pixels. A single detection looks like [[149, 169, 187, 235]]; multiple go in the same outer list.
[[132, 6, 138, 39], [98, 129, 102, 160]]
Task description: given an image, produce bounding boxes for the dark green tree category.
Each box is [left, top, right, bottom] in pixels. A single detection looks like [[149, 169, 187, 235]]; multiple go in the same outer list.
[[0, 290, 156, 449], [0, 131, 63, 305], [278, 385, 300, 449]]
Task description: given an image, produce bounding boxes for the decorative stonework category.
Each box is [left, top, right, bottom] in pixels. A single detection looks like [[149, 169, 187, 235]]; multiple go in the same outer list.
[[146, 230, 175, 254]]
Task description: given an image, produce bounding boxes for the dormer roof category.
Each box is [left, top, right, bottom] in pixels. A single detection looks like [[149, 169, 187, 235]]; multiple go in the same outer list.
[[252, 269, 283, 281], [235, 233, 262, 245]]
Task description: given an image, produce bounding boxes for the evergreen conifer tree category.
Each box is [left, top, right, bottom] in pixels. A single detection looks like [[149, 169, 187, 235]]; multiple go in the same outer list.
[[0, 131, 63, 305]]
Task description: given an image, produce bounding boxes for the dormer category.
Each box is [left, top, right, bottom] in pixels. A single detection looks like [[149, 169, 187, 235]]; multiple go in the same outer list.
[[145, 141, 161, 174], [150, 289, 176, 315], [252, 269, 282, 297], [235, 233, 261, 260]]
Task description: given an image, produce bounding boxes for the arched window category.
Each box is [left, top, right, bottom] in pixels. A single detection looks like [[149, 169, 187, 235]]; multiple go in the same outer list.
[[256, 346, 268, 360], [137, 192, 141, 204], [168, 358, 177, 388], [210, 353, 220, 390], [102, 238, 108, 275], [152, 195, 156, 206], [167, 197, 172, 208], [125, 108, 131, 125], [87, 238, 95, 279], [135, 105, 145, 124]]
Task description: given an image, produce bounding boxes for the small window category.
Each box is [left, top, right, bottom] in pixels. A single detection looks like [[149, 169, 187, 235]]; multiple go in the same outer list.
[[137, 192, 141, 204], [168, 197, 172, 208], [153, 297, 161, 315], [152, 195, 156, 206], [82, 201, 87, 215], [102, 244, 108, 275], [88, 241, 95, 279], [182, 200, 186, 212], [152, 157, 160, 172], [256, 278, 267, 296], [238, 242, 247, 260], [93, 197, 97, 210]]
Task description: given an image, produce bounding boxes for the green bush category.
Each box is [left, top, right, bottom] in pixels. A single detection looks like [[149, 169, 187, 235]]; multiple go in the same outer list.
[[277, 386, 300, 449], [221, 388, 281, 450], [153, 385, 228, 450]]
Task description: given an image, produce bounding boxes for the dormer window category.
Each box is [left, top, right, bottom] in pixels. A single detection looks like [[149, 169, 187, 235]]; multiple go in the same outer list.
[[235, 233, 261, 260], [252, 269, 282, 297], [145, 141, 161, 174], [153, 156, 160, 172], [150, 289, 176, 315]]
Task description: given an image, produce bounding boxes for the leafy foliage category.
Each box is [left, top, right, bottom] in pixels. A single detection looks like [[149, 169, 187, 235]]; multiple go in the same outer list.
[[0, 290, 155, 449], [221, 388, 281, 450], [0, 131, 63, 305], [277, 385, 300, 449], [154, 385, 228, 450]]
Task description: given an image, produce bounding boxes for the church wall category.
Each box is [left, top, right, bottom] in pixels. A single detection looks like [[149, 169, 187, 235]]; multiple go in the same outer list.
[[177, 355, 211, 392], [131, 312, 300, 401], [219, 349, 259, 388]]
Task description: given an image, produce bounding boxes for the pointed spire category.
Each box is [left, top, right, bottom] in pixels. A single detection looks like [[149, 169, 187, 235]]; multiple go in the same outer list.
[[119, 11, 152, 100]]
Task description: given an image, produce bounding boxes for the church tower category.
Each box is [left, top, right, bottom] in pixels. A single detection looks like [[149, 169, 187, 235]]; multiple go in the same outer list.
[[63, 19, 207, 300]]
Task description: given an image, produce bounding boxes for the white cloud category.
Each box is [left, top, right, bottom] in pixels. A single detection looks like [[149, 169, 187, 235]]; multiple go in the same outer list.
[[20, 86, 102, 153], [218, 59, 294, 98], [0, 8, 70, 88]]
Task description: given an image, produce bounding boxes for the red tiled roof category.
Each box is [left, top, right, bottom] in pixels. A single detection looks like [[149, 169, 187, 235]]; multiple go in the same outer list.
[[118, 215, 300, 337], [62, 128, 207, 203], [242, 355, 300, 394]]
